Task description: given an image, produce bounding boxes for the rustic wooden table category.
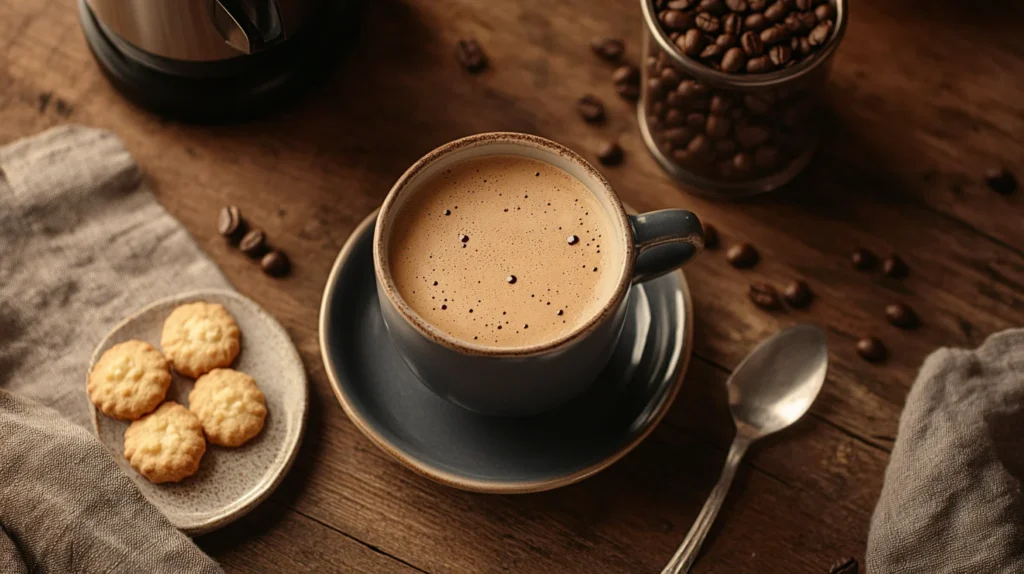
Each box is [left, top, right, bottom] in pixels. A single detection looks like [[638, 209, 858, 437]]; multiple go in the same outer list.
[[3, 0, 1023, 572]]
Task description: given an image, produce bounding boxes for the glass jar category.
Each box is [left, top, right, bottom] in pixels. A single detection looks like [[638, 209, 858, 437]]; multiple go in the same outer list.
[[638, 0, 848, 198]]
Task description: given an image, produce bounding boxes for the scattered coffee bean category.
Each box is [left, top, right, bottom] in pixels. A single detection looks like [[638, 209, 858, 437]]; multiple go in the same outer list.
[[748, 0, 767, 10], [455, 38, 487, 73], [795, 0, 812, 10], [725, 0, 747, 10], [748, 282, 782, 309], [612, 64, 640, 85], [577, 95, 606, 123], [783, 279, 812, 307], [726, 242, 759, 268], [239, 229, 269, 258], [828, 557, 859, 574], [703, 223, 719, 248], [591, 37, 625, 62], [612, 64, 641, 101], [597, 141, 624, 165], [850, 247, 877, 270], [856, 337, 887, 363], [885, 303, 919, 329], [984, 167, 1017, 194], [881, 254, 908, 278], [260, 250, 291, 277], [217, 205, 247, 242]]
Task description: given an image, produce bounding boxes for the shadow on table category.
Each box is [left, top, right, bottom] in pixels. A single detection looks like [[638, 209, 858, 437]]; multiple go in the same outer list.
[[437, 354, 804, 571]]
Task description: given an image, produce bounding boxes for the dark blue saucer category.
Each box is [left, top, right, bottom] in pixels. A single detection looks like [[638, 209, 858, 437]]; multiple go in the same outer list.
[[318, 212, 693, 492]]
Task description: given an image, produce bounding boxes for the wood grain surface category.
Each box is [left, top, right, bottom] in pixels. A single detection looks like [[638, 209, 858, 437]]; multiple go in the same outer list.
[[2, 0, 1023, 572]]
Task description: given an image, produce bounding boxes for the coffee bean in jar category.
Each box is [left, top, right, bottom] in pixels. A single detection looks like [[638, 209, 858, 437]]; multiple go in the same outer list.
[[638, 0, 846, 197]]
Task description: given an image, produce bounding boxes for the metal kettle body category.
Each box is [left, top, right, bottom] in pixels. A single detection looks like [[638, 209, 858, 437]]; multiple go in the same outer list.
[[78, 0, 351, 119], [84, 0, 318, 65]]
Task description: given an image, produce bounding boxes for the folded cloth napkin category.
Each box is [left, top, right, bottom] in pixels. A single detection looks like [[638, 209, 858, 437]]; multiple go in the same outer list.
[[868, 328, 1024, 573], [0, 125, 227, 573]]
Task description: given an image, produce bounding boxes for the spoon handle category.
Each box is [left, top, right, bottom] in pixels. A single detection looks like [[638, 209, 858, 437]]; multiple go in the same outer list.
[[661, 436, 751, 574]]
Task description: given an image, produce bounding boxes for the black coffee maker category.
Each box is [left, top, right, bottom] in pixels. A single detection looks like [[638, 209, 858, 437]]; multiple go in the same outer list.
[[78, 0, 357, 120]]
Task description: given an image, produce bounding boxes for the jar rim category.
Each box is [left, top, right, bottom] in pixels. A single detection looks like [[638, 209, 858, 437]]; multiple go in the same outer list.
[[640, 0, 849, 89]]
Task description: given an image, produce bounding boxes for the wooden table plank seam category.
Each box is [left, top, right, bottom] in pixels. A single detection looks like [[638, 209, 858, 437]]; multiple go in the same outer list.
[[288, 508, 434, 574], [811, 412, 893, 454]]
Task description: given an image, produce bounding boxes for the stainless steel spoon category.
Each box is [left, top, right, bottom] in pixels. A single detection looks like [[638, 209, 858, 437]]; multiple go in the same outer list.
[[661, 324, 829, 574]]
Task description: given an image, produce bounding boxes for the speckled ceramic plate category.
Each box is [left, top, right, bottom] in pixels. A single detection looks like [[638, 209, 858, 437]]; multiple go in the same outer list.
[[88, 289, 307, 535], [319, 211, 693, 493]]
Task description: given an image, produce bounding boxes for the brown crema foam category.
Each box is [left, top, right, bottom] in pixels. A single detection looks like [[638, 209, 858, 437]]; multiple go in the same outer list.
[[389, 155, 623, 348]]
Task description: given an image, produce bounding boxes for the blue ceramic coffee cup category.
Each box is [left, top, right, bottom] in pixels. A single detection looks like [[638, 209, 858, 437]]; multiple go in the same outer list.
[[373, 133, 702, 416]]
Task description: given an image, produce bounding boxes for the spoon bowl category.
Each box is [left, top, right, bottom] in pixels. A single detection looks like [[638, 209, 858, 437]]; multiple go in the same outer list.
[[662, 324, 828, 573], [728, 324, 829, 439]]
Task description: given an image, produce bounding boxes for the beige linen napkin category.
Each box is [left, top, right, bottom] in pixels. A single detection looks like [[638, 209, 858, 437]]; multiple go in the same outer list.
[[0, 125, 225, 573], [867, 328, 1024, 573]]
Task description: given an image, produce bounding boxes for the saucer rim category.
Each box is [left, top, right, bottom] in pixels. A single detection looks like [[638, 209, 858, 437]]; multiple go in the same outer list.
[[319, 210, 694, 494]]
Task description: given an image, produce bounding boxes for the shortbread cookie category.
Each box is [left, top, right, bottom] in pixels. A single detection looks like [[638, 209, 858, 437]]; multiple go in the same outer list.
[[124, 402, 206, 483], [160, 302, 241, 378], [87, 340, 171, 420], [189, 368, 267, 447]]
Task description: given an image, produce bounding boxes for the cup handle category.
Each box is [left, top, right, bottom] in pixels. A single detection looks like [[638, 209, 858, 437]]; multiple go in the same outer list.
[[629, 210, 704, 284]]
